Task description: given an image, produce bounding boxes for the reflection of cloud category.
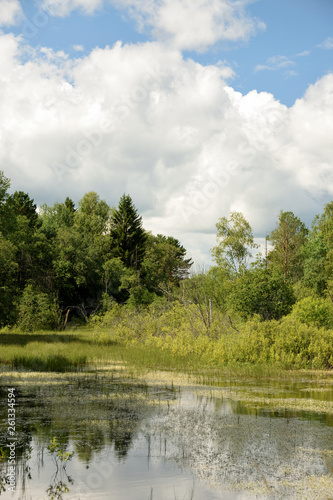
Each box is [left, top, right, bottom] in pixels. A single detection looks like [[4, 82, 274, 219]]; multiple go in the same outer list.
[[1, 34, 333, 264], [318, 37, 333, 50], [40, 0, 266, 52]]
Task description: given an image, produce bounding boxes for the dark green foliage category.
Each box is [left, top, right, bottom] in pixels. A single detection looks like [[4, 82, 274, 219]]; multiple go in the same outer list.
[[301, 232, 327, 296], [141, 234, 192, 296], [17, 285, 60, 332], [6, 191, 39, 228], [0, 234, 18, 326], [230, 267, 295, 321], [110, 194, 147, 269]]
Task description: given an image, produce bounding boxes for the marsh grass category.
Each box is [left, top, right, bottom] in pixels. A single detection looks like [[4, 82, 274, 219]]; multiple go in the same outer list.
[[12, 354, 87, 372], [1, 324, 333, 382]]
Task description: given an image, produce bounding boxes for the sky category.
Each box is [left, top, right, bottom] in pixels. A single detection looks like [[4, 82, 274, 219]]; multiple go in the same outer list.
[[0, 0, 333, 266]]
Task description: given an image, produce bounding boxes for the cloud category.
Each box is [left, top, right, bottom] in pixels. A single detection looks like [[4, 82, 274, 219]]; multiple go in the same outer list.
[[38, 0, 265, 51], [73, 44, 84, 51], [318, 37, 333, 50], [114, 0, 265, 51], [0, 0, 23, 26], [296, 50, 311, 57], [0, 35, 332, 264], [40, 0, 103, 17], [255, 55, 295, 72]]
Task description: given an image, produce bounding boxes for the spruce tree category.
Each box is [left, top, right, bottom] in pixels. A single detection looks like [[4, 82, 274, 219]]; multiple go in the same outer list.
[[110, 194, 147, 269]]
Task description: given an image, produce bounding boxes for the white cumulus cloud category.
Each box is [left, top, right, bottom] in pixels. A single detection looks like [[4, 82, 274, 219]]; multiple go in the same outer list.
[[0, 34, 332, 264], [0, 0, 23, 26], [38, 0, 265, 51], [114, 0, 265, 51]]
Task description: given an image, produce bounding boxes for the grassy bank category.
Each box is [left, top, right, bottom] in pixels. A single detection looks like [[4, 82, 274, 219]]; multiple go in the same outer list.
[[1, 303, 333, 382]]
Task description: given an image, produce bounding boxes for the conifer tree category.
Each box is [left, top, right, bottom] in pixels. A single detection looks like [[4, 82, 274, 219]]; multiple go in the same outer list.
[[110, 194, 147, 269]]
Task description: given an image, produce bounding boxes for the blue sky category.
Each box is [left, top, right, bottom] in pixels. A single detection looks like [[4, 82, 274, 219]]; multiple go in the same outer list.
[[0, 0, 333, 264], [6, 0, 333, 106]]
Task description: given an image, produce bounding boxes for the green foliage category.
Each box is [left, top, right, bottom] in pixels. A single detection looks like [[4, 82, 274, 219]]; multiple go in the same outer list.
[[47, 437, 74, 463], [301, 231, 327, 295], [230, 267, 295, 320], [141, 234, 192, 296], [17, 285, 60, 332], [6, 191, 39, 228], [211, 211, 258, 274], [0, 234, 18, 326], [289, 296, 333, 329], [267, 211, 308, 281], [110, 194, 147, 269]]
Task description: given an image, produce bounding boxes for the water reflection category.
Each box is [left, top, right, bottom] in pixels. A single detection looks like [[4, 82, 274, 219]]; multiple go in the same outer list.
[[0, 370, 332, 499]]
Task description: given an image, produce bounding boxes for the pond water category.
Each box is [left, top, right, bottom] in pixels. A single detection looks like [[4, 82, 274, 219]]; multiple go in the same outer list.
[[0, 366, 333, 499]]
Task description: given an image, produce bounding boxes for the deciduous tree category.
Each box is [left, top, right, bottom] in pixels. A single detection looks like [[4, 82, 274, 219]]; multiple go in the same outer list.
[[211, 211, 258, 274], [267, 211, 307, 281]]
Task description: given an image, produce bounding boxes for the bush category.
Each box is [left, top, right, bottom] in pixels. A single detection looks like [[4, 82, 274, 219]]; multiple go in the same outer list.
[[230, 268, 295, 321], [290, 296, 333, 329], [17, 285, 60, 332]]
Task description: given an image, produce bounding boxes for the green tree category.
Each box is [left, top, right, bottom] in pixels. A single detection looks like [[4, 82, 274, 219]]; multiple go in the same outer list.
[[230, 267, 295, 321], [6, 191, 39, 228], [102, 257, 134, 303], [110, 195, 147, 269], [0, 171, 10, 203], [301, 229, 327, 296], [316, 201, 333, 281], [0, 234, 18, 326], [39, 199, 76, 238], [267, 211, 308, 281], [74, 191, 110, 237], [211, 211, 258, 274], [17, 285, 59, 331], [141, 234, 192, 299], [0, 171, 13, 235]]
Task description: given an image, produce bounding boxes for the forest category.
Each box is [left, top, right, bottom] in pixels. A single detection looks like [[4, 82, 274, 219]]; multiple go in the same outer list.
[[1, 169, 333, 369]]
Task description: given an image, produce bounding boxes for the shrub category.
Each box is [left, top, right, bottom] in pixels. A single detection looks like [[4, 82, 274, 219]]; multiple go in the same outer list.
[[290, 296, 333, 329], [17, 285, 60, 332]]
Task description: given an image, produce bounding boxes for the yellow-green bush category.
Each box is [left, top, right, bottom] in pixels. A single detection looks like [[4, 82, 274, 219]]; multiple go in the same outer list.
[[89, 301, 333, 369]]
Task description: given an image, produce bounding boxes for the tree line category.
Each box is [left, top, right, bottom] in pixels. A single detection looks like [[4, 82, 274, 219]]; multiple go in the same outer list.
[[0, 170, 192, 329], [1, 167, 333, 332]]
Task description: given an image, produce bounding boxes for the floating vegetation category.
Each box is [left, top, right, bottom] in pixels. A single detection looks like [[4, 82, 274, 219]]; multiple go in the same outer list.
[[0, 366, 333, 499], [195, 387, 333, 415]]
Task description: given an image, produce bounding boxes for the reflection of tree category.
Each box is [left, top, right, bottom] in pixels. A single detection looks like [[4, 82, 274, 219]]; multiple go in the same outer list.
[[46, 437, 74, 500], [46, 480, 70, 500], [0, 447, 7, 494], [0, 373, 160, 494], [108, 402, 140, 460]]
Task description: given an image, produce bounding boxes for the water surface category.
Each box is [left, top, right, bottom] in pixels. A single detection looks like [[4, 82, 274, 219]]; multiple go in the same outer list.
[[0, 367, 333, 499]]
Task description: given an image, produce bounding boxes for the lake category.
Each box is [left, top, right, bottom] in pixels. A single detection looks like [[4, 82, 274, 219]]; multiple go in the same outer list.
[[0, 364, 333, 499]]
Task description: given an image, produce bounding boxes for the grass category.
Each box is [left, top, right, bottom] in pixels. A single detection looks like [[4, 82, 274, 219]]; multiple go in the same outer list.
[[0, 327, 333, 384], [12, 354, 87, 372]]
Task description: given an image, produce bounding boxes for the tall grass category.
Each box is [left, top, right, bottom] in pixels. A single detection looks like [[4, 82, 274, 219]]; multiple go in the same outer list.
[[1, 302, 333, 377], [12, 354, 87, 372]]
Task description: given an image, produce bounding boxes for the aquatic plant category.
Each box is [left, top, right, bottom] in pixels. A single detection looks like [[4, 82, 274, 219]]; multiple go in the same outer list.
[[47, 437, 74, 466]]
